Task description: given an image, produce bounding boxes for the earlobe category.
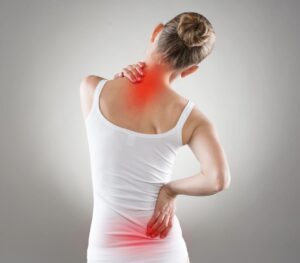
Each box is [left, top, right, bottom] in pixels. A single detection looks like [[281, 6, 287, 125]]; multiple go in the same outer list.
[[180, 65, 199, 78], [191, 65, 199, 73], [180, 71, 186, 78]]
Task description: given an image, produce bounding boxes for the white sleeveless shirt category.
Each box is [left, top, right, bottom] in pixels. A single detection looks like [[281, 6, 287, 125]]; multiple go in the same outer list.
[[84, 79, 194, 263]]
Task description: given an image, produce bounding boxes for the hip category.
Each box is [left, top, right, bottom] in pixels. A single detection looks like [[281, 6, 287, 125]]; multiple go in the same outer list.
[[87, 198, 188, 262]]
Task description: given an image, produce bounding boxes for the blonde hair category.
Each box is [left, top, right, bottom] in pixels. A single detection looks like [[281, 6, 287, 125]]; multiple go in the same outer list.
[[156, 11, 216, 70]]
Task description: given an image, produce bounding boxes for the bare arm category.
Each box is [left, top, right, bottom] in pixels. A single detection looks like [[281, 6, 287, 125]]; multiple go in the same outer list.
[[165, 112, 231, 197], [147, 117, 231, 238]]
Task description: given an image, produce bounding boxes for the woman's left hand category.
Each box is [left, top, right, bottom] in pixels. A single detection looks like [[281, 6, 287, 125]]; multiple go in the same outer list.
[[146, 184, 177, 239]]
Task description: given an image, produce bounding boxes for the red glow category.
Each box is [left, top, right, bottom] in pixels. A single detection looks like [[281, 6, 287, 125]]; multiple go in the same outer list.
[[103, 215, 168, 258], [125, 65, 166, 110]]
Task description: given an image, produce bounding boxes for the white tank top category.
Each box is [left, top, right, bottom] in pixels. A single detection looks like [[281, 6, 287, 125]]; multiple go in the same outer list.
[[84, 79, 194, 263]]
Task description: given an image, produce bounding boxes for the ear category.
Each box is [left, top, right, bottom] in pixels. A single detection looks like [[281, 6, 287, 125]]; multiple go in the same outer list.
[[150, 23, 164, 42], [180, 65, 199, 78]]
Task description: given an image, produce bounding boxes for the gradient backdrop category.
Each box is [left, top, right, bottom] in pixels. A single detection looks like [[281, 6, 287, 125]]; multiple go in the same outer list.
[[1, 0, 299, 262]]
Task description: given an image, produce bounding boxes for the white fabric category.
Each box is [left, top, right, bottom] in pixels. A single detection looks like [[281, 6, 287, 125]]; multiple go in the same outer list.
[[84, 79, 194, 263]]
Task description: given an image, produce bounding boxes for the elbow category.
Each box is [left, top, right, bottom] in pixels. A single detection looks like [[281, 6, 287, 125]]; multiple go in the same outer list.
[[214, 171, 231, 192]]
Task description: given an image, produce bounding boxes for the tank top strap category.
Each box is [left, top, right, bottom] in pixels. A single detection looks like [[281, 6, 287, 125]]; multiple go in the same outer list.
[[175, 100, 195, 145], [176, 100, 195, 129], [85, 78, 107, 122], [91, 78, 107, 112]]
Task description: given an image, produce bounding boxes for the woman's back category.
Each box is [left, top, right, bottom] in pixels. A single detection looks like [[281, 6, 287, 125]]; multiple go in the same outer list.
[[84, 78, 194, 262], [93, 77, 192, 138]]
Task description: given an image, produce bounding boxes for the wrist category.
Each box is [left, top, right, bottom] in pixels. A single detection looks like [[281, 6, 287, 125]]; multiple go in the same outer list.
[[163, 182, 177, 198]]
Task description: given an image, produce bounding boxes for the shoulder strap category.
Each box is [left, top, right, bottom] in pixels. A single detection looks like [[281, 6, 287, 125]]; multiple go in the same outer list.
[[176, 100, 195, 129], [91, 78, 107, 112], [85, 78, 107, 122], [175, 100, 195, 145]]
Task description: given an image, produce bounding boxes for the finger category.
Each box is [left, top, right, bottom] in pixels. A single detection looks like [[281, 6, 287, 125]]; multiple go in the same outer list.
[[149, 216, 164, 235], [122, 68, 137, 82], [152, 214, 170, 237], [169, 210, 174, 227], [113, 72, 122, 79], [148, 205, 173, 234], [148, 213, 167, 236], [133, 64, 144, 76], [152, 219, 168, 238], [128, 65, 142, 81], [134, 63, 145, 75], [160, 212, 173, 239], [147, 210, 161, 227], [137, 61, 145, 68], [147, 213, 163, 236], [160, 224, 171, 239]]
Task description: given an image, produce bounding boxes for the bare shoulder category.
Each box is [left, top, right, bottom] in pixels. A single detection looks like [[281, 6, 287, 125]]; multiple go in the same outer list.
[[79, 75, 104, 97], [79, 75, 105, 120]]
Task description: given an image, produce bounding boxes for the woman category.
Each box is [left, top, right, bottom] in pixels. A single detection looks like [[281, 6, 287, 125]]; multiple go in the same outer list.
[[80, 11, 231, 263]]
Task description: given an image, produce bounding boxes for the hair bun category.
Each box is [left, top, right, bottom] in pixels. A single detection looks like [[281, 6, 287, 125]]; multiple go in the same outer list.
[[177, 13, 211, 47]]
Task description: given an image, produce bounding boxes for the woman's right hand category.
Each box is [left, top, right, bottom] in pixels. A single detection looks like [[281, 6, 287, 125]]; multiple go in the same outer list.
[[113, 61, 145, 83]]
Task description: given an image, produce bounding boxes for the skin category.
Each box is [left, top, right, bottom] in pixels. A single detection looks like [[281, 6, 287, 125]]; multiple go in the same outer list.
[[80, 23, 231, 262]]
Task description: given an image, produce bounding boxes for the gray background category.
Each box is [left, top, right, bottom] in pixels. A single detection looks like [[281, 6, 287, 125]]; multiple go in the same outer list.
[[1, 0, 299, 262]]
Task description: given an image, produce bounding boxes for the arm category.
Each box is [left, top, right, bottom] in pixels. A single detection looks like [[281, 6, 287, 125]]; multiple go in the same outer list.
[[165, 112, 231, 197], [146, 111, 231, 239]]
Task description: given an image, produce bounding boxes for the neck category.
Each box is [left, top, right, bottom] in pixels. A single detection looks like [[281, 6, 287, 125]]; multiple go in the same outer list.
[[120, 55, 179, 108], [143, 54, 179, 86]]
